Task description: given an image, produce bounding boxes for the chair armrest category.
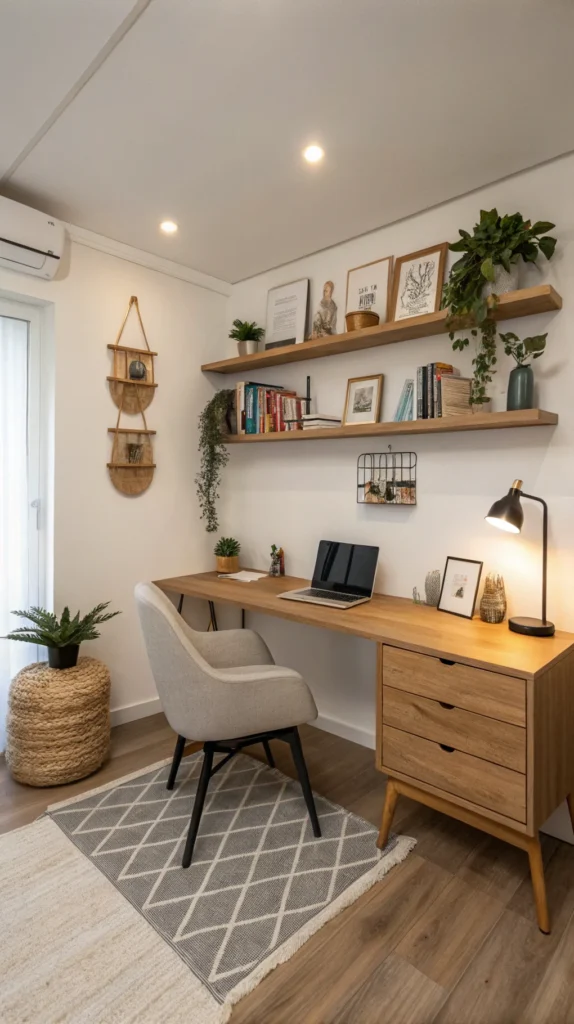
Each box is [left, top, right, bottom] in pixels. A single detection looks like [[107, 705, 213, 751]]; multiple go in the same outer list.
[[208, 664, 318, 738], [191, 628, 274, 669]]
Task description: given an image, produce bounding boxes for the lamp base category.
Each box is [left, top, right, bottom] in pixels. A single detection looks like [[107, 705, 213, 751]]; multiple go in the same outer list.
[[509, 616, 555, 637]]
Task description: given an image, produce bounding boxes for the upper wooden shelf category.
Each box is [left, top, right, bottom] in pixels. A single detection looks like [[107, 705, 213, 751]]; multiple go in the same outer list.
[[202, 285, 562, 374], [226, 408, 557, 443]]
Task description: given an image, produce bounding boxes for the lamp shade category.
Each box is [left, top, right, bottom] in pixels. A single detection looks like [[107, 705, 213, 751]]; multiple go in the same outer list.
[[485, 480, 524, 534]]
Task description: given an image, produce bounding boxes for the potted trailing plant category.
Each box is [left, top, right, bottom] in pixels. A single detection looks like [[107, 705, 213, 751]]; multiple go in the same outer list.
[[499, 331, 547, 410], [444, 209, 556, 406], [5, 602, 120, 669], [214, 536, 241, 573], [196, 389, 235, 533], [229, 319, 265, 356]]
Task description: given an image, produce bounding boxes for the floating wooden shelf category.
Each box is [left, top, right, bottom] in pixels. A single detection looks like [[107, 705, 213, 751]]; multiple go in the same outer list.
[[203, 286, 562, 374], [107, 376, 158, 388], [226, 409, 558, 442], [107, 427, 156, 435], [107, 344, 159, 356]]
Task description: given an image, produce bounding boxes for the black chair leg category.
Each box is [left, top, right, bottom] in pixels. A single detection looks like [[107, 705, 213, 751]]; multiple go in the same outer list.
[[166, 734, 186, 791], [182, 744, 214, 868], [287, 727, 321, 837], [262, 739, 275, 768]]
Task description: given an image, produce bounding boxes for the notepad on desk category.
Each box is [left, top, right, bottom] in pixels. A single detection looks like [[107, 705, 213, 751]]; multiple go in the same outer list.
[[217, 570, 268, 582]]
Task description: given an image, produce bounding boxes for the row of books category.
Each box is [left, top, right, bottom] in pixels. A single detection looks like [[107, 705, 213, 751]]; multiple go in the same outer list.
[[393, 364, 473, 421], [235, 381, 307, 434]]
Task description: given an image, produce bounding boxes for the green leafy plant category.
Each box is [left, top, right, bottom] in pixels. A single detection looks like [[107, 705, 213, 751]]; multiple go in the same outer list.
[[196, 389, 235, 533], [5, 603, 120, 648], [228, 319, 265, 343], [214, 537, 241, 557], [444, 209, 556, 404], [499, 331, 547, 366]]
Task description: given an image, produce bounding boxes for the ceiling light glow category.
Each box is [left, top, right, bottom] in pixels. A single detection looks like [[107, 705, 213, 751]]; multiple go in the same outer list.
[[303, 145, 324, 164], [160, 220, 178, 234]]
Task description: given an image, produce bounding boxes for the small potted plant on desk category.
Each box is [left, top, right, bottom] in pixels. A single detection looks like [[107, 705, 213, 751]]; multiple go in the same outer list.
[[5, 602, 120, 669], [215, 537, 241, 574], [499, 331, 547, 410], [229, 319, 265, 356]]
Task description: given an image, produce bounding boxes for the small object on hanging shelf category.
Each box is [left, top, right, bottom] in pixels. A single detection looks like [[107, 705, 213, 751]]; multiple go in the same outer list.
[[425, 570, 442, 607], [480, 572, 507, 623], [269, 544, 281, 577], [107, 296, 157, 496], [358, 448, 417, 505]]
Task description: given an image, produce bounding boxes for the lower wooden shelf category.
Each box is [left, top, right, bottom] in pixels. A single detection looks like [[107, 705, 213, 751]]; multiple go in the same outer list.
[[226, 409, 558, 442]]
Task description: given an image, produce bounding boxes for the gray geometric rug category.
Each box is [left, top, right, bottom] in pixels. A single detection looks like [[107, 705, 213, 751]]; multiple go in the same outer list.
[[49, 751, 415, 1010]]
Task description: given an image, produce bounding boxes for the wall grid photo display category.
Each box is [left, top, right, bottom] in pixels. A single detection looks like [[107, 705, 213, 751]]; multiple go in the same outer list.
[[390, 243, 448, 321], [343, 374, 384, 426], [437, 556, 483, 619], [346, 256, 393, 324]]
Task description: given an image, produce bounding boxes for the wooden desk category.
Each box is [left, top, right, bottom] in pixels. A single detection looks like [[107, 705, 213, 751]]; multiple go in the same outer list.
[[156, 571, 574, 933]]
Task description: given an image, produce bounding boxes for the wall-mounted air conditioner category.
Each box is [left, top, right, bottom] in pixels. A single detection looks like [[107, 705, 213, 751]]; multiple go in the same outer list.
[[0, 195, 64, 280]]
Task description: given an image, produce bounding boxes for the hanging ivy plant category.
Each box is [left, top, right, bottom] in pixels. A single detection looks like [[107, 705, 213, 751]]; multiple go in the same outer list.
[[196, 389, 234, 533]]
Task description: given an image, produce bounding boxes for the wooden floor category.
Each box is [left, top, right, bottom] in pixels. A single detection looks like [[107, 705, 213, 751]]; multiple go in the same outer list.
[[2, 715, 574, 1023]]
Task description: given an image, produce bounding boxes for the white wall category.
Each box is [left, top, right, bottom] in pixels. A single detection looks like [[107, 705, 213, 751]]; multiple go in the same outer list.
[[221, 154, 574, 837], [0, 237, 228, 720]]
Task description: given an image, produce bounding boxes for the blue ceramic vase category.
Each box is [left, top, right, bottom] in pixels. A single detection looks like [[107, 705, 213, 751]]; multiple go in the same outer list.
[[507, 365, 533, 411]]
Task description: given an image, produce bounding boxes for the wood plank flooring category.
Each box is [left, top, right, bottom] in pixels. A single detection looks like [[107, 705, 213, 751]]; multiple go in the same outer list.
[[2, 715, 574, 1022]]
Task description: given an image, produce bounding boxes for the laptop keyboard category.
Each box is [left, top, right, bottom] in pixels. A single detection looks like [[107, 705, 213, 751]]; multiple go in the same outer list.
[[297, 588, 360, 603]]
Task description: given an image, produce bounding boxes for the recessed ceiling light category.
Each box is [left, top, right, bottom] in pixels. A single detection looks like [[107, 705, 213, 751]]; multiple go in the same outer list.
[[160, 220, 178, 234], [303, 145, 324, 164]]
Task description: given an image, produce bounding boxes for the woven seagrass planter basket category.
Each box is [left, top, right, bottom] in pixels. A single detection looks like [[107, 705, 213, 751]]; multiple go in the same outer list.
[[5, 656, 111, 786]]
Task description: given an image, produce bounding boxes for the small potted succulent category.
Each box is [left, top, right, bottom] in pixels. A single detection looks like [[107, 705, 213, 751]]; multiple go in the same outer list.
[[4, 602, 120, 669], [229, 319, 265, 356], [499, 331, 547, 410], [214, 537, 241, 573]]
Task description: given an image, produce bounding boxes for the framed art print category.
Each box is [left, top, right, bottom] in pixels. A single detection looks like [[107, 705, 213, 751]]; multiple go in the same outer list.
[[390, 243, 448, 321], [438, 557, 483, 619], [265, 278, 309, 349], [346, 256, 393, 323], [343, 374, 383, 426]]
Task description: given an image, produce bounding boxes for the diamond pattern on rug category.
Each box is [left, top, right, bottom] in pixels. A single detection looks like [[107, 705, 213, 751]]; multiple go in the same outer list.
[[49, 752, 400, 1002]]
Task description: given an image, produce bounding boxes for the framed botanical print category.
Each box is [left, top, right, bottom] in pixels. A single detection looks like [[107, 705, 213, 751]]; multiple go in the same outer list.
[[343, 374, 384, 426], [390, 243, 448, 321], [346, 256, 393, 323], [438, 557, 483, 619]]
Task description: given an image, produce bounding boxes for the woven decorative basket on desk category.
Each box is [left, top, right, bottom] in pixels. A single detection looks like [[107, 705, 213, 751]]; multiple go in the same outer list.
[[5, 657, 111, 786]]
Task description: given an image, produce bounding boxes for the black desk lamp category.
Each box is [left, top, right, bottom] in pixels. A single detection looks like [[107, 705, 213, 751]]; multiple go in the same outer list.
[[485, 479, 554, 637]]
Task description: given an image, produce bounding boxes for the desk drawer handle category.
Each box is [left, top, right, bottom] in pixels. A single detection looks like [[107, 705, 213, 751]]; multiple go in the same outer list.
[[439, 658, 456, 666], [439, 701, 455, 710], [439, 744, 455, 753]]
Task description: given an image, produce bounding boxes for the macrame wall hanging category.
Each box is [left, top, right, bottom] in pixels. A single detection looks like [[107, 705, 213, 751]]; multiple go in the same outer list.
[[107, 295, 157, 495]]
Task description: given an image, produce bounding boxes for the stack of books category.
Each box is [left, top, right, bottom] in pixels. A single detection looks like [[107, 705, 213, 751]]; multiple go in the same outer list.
[[301, 413, 342, 431], [415, 363, 461, 419], [235, 382, 306, 434], [393, 380, 414, 422], [440, 375, 473, 416]]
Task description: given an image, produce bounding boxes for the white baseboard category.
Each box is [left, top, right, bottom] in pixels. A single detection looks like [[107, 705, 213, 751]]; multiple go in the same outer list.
[[314, 713, 375, 750], [110, 697, 162, 727]]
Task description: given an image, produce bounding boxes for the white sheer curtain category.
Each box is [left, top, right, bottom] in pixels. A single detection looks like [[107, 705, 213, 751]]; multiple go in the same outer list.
[[0, 314, 34, 750]]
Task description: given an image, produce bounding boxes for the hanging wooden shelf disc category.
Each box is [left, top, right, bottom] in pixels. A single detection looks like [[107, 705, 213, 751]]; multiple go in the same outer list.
[[108, 379, 156, 413], [108, 463, 155, 496], [107, 427, 156, 435], [107, 344, 159, 356]]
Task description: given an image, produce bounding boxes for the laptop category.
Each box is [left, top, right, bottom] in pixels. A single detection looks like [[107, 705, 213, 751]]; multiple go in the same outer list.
[[279, 540, 379, 609]]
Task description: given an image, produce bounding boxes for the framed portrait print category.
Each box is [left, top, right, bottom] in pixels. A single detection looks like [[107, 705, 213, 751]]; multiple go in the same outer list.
[[390, 243, 448, 321], [265, 278, 309, 349], [343, 374, 383, 426], [438, 557, 483, 619], [346, 256, 393, 323]]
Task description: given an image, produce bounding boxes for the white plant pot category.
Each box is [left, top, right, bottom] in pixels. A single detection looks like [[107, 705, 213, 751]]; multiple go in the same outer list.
[[482, 263, 519, 298], [237, 339, 259, 356]]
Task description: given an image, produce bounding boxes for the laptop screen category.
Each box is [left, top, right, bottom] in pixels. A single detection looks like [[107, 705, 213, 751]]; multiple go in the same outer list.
[[311, 540, 379, 598]]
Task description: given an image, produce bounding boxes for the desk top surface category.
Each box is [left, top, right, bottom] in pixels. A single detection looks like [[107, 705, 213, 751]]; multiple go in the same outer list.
[[155, 571, 574, 680]]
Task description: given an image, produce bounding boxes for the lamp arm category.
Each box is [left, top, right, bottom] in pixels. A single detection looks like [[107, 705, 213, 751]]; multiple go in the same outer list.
[[521, 492, 548, 625]]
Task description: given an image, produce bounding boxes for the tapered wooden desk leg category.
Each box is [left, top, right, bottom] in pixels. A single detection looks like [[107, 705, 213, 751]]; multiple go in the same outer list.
[[566, 793, 574, 834], [377, 779, 398, 850], [527, 836, 550, 934]]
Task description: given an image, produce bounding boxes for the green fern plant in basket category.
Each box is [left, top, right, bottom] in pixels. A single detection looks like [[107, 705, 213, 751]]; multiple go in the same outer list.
[[5, 603, 120, 670]]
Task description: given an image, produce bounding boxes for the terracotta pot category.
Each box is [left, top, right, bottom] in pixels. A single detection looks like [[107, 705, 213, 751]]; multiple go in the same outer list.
[[216, 555, 239, 573]]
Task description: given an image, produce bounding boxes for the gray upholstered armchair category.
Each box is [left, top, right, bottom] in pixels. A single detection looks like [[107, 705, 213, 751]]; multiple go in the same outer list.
[[135, 582, 321, 867]]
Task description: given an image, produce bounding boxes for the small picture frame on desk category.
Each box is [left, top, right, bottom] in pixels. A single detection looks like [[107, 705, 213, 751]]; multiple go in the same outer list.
[[438, 556, 483, 619]]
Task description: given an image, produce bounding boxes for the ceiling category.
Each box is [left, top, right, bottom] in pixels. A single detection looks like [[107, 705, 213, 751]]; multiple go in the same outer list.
[[2, 0, 574, 284]]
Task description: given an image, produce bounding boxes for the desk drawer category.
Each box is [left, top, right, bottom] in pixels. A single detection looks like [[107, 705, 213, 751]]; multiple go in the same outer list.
[[383, 646, 526, 727], [382, 725, 526, 822], [382, 686, 525, 773]]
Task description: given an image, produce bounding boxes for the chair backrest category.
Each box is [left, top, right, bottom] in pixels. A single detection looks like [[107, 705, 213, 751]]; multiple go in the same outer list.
[[134, 582, 217, 739]]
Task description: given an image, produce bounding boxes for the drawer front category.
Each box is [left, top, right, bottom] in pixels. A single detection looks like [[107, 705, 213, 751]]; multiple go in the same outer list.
[[382, 686, 525, 773], [383, 646, 526, 727], [382, 724, 526, 822]]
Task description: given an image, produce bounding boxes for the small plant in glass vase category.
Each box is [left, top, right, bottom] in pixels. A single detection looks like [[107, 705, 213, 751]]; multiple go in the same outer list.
[[229, 319, 265, 356], [214, 537, 241, 574], [499, 331, 547, 411]]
